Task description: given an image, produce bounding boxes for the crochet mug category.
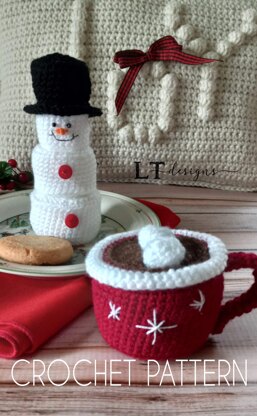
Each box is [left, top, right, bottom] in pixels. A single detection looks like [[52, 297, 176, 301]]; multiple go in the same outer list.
[[86, 225, 257, 360]]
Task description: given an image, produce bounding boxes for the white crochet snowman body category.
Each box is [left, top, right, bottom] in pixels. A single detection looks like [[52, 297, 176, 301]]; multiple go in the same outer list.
[[30, 114, 101, 245]]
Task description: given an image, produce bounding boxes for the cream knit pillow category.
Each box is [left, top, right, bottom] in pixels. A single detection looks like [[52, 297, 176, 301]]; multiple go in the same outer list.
[[0, 0, 257, 191], [0, 0, 74, 167]]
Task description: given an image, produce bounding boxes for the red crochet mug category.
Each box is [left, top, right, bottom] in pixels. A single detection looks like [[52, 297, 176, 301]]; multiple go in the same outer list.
[[86, 226, 257, 360]]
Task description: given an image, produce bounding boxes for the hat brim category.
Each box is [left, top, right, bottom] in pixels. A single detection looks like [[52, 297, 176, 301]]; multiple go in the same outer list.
[[23, 102, 102, 117]]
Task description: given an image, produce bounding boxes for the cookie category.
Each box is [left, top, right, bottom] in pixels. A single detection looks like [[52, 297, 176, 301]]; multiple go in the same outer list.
[[0, 235, 74, 265]]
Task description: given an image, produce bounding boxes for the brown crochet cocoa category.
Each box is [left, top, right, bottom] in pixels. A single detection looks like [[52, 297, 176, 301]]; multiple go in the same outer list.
[[103, 234, 209, 272]]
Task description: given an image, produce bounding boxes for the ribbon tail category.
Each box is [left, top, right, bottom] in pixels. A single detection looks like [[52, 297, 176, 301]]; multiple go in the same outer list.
[[167, 51, 220, 65], [115, 64, 143, 115]]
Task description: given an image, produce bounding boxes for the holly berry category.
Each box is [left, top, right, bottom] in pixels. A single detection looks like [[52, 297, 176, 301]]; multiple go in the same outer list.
[[8, 159, 18, 168], [6, 181, 16, 190], [18, 172, 29, 183], [0, 160, 33, 190]]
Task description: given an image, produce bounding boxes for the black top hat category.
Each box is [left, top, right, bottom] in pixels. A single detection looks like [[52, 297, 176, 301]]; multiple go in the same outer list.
[[24, 53, 102, 117]]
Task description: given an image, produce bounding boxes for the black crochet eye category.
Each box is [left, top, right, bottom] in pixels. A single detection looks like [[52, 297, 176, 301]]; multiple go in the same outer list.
[[66, 123, 72, 128], [52, 122, 57, 127]]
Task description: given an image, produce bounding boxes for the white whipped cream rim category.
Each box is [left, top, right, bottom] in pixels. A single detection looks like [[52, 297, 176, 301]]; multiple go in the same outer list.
[[85, 229, 228, 290]]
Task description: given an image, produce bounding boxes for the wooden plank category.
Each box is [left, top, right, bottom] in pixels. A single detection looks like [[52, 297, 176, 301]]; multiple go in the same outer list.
[[161, 199, 257, 208], [99, 183, 257, 203], [0, 385, 256, 415], [170, 204, 257, 213], [179, 213, 257, 232], [215, 233, 257, 250]]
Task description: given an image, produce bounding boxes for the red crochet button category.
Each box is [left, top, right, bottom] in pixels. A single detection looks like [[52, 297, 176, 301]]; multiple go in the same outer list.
[[58, 165, 73, 180], [65, 214, 79, 228]]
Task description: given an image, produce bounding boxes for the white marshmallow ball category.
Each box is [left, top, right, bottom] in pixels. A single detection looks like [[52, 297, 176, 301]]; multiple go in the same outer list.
[[138, 225, 186, 269]]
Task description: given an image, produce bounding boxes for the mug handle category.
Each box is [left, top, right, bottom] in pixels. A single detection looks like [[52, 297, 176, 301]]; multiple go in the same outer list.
[[212, 252, 257, 334]]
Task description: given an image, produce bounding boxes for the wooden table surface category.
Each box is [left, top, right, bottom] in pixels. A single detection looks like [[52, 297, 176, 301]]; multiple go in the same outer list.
[[1, 183, 257, 415]]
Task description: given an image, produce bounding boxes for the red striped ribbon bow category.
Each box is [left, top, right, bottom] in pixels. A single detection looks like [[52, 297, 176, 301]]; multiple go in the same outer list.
[[113, 36, 218, 115]]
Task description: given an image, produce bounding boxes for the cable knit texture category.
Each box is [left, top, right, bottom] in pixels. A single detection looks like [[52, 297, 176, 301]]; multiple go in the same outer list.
[[86, 227, 257, 359], [1, 0, 257, 191]]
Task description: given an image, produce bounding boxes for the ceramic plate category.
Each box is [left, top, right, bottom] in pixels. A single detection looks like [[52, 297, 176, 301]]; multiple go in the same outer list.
[[0, 190, 160, 277]]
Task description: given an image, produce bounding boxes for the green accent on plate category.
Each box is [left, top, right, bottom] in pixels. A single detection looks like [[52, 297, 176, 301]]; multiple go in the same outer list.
[[0, 213, 124, 266]]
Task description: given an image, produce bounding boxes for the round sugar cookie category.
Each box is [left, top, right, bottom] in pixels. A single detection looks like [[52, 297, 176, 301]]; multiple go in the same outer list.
[[0, 235, 74, 265]]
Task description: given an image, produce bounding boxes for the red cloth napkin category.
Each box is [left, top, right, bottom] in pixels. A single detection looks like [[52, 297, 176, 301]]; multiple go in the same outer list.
[[0, 199, 180, 359], [136, 199, 180, 228], [0, 275, 91, 358]]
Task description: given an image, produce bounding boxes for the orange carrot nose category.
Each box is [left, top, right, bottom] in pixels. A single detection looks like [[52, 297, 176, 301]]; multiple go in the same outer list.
[[55, 127, 69, 135]]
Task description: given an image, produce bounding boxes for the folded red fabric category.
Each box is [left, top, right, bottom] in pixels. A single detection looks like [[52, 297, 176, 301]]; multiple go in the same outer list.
[[0, 199, 180, 359], [0, 275, 91, 358], [136, 199, 180, 228]]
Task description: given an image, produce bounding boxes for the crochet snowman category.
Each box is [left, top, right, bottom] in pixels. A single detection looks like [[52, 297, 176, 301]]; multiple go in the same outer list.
[[24, 53, 102, 245]]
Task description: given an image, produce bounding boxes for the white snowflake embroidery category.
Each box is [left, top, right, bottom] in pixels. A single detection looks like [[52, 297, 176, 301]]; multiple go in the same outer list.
[[190, 289, 205, 312], [108, 301, 121, 320], [135, 309, 177, 345]]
